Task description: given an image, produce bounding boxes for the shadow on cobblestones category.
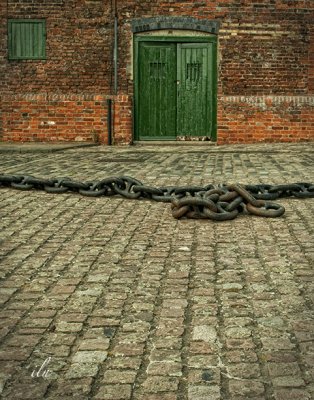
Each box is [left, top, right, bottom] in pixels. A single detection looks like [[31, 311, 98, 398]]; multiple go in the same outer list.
[[0, 143, 313, 399]]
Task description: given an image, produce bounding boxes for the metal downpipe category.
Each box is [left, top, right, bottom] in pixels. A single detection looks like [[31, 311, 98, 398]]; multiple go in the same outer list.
[[113, 0, 118, 95]]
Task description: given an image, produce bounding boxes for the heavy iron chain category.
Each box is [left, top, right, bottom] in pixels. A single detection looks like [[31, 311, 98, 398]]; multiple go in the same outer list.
[[0, 174, 313, 221]]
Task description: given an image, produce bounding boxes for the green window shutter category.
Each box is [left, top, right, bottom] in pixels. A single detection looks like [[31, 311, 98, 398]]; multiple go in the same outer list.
[[8, 19, 46, 60]]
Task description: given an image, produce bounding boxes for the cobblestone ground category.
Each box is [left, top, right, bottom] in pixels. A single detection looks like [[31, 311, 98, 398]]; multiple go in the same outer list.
[[0, 143, 313, 400]]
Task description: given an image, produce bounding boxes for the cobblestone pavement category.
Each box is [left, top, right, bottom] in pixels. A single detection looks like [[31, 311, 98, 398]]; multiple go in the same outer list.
[[0, 143, 313, 400]]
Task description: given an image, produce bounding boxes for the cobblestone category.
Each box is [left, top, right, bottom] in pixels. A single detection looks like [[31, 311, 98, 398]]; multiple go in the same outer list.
[[0, 143, 313, 399]]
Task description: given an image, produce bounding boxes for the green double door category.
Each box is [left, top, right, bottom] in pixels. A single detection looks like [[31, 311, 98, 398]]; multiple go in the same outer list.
[[136, 40, 216, 140]]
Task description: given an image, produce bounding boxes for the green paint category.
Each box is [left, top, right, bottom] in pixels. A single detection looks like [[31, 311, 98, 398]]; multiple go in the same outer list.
[[8, 19, 46, 60], [134, 36, 217, 141]]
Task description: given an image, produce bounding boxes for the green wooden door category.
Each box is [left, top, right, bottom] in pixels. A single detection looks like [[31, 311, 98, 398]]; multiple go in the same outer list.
[[138, 42, 177, 139], [136, 40, 215, 140], [177, 43, 211, 136]]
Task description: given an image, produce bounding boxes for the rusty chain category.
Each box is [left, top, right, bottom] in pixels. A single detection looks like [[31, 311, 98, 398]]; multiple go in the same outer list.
[[0, 174, 313, 221]]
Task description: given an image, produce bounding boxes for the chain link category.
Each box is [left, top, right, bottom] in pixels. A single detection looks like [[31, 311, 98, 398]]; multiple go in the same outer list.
[[0, 173, 313, 221]]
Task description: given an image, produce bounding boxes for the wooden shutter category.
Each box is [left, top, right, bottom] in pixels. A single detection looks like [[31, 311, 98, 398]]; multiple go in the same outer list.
[[8, 20, 46, 60]]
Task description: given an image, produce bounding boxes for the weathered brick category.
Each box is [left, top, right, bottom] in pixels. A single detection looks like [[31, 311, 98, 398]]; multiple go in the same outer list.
[[0, 2, 313, 144]]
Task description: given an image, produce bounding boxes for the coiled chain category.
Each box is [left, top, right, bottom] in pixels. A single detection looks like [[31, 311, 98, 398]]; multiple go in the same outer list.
[[1, 174, 313, 221]]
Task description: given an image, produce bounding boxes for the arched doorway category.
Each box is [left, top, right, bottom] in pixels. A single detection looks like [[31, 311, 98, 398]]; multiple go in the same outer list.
[[132, 17, 219, 141]]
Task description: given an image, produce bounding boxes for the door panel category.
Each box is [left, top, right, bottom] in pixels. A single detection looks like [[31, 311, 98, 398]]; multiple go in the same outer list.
[[136, 39, 215, 140], [138, 42, 176, 139], [177, 43, 211, 136]]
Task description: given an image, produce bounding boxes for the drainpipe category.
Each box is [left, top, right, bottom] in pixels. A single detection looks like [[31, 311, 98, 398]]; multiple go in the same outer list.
[[109, 0, 118, 145], [113, 0, 118, 95], [107, 99, 112, 145]]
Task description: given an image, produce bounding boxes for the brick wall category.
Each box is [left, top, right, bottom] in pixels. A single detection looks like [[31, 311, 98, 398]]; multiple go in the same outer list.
[[218, 22, 309, 95], [113, 95, 133, 145], [2, 0, 113, 93], [0, 93, 131, 144], [0, 0, 313, 144], [218, 95, 314, 144], [309, 23, 314, 93], [119, 1, 313, 96]]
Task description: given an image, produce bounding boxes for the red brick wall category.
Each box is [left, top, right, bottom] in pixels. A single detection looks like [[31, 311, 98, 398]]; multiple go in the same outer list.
[[0, 93, 131, 144], [0, 0, 313, 144], [113, 95, 133, 145], [218, 95, 314, 144]]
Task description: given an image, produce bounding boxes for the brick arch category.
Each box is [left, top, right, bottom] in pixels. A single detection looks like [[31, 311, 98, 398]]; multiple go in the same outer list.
[[131, 16, 220, 35]]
